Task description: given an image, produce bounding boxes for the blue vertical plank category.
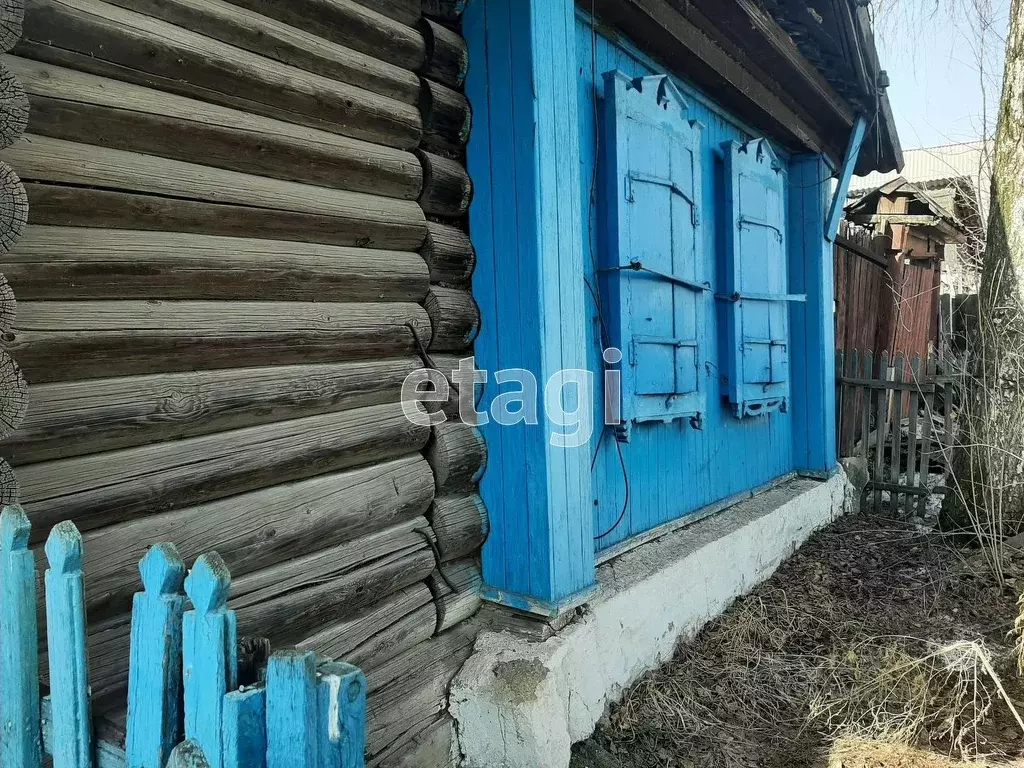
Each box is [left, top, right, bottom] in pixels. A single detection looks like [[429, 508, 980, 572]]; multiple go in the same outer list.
[[44, 521, 92, 768], [788, 153, 837, 473], [317, 662, 366, 768], [265, 651, 317, 768], [167, 740, 212, 768], [0, 506, 42, 768], [465, 0, 595, 616], [127, 544, 187, 768], [825, 115, 867, 242], [183, 553, 237, 768], [223, 687, 266, 768]]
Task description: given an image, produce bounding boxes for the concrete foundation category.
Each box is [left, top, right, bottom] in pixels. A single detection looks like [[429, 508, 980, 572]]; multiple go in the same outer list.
[[450, 470, 854, 768]]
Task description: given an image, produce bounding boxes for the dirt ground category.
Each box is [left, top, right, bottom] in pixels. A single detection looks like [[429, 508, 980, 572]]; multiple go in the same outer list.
[[570, 504, 1024, 768]]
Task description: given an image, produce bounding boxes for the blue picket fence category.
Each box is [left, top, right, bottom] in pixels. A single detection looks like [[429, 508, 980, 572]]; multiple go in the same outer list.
[[0, 505, 367, 768]]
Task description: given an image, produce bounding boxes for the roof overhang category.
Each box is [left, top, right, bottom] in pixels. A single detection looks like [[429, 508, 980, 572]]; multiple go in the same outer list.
[[581, 0, 903, 175]]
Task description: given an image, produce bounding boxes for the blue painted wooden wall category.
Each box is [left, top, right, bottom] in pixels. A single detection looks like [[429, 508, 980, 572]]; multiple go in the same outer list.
[[576, 12, 798, 551]]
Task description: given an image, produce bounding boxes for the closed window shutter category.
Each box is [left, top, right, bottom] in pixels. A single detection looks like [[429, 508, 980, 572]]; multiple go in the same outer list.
[[600, 71, 706, 438], [721, 138, 795, 418]]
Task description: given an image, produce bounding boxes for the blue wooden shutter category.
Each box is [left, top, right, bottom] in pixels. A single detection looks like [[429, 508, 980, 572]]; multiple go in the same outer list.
[[600, 71, 706, 438], [721, 138, 796, 418]]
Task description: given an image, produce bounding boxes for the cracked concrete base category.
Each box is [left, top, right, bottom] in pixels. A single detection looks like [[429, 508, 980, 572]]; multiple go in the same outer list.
[[450, 470, 854, 768]]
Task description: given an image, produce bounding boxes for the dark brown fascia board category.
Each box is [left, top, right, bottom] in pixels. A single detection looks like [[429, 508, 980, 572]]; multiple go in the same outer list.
[[587, 0, 838, 162]]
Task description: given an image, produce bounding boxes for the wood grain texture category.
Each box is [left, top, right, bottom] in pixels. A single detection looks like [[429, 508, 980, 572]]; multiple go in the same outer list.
[[0, 0, 22, 52], [4, 135, 426, 242], [428, 494, 487, 562], [347, 601, 436, 678], [0, 60, 28, 149], [421, 221, 475, 286], [297, 582, 433, 662], [420, 18, 467, 89], [103, 0, 420, 103], [81, 456, 434, 620], [265, 651, 318, 768], [0, 159, 26, 251], [19, 402, 429, 538], [425, 420, 486, 494], [0, 349, 29, 444], [219, 0, 425, 71], [5, 226, 429, 302], [222, 687, 265, 768], [425, 287, 479, 352], [24, 184, 423, 250], [420, 78, 470, 152], [370, 714, 455, 768], [9, 56, 422, 199], [356, 0, 419, 25], [9, 357, 423, 464], [416, 150, 472, 218], [17, 0, 422, 149], [0, 458, 18, 505], [7, 300, 431, 382], [427, 557, 482, 633]]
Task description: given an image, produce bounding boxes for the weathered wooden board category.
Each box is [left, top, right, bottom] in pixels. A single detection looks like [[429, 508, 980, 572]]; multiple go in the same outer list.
[[5, 227, 429, 302], [0, 348, 28, 442], [9, 357, 423, 463], [345, 602, 437, 675], [7, 300, 431, 381], [99, 0, 420, 103], [24, 184, 422, 250], [18, 402, 430, 537], [81, 456, 435, 619], [0, 0, 23, 51], [428, 558, 482, 634], [425, 287, 479, 352], [419, 79, 470, 152], [17, 0, 422, 148], [217, 0, 425, 72], [421, 222, 475, 286], [3, 135, 426, 241], [369, 714, 455, 768], [9, 56, 422, 199], [0, 158, 27, 251], [428, 495, 487, 562], [354, 0, 419, 26], [0, 60, 28, 149]]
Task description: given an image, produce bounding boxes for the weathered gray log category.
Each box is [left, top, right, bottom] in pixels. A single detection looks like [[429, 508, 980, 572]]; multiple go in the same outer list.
[[0, 158, 26, 251], [420, 18, 466, 89], [9, 56, 422, 199], [0, 456, 16, 504], [0, 0, 22, 52], [17, 0, 422, 149], [82, 467, 434, 619], [0, 60, 28, 149], [370, 714, 455, 768], [425, 286, 479, 352], [357, 0, 419, 26], [6, 227, 429, 302], [420, 78, 470, 152], [426, 354, 476, 419], [421, 221, 475, 286], [428, 557, 482, 633], [56, 521, 435, 700], [421, 0, 465, 21], [428, 494, 487, 562], [425, 419, 486, 494], [417, 150, 472, 218], [218, 0, 425, 72], [347, 602, 437, 674], [6, 300, 431, 382], [0, 273, 13, 332], [18, 401, 430, 538], [365, 623, 476, 755], [5, 135, 426, 244], [24, 184, 423, 251], [100, 0, 420, 103], [0, 348, 27, 440], [298, 583, 434, 662], [9, 357, 424, 463]]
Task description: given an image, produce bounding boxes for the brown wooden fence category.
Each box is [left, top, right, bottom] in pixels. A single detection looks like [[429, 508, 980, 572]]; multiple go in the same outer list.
[[836, 350, 952, 513]]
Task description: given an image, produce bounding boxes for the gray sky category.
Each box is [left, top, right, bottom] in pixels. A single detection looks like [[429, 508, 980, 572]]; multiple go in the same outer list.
[[872, 0, 1009, 149]]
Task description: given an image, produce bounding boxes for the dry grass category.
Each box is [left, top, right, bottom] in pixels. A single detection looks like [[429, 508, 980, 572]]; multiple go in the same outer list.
[[583, 515, 1024, 768]]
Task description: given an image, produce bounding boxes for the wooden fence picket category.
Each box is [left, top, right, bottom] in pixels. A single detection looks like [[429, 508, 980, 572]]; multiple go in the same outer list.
[[317, 661, 367, 768], [860, 350, 873, 461], [266, 651, 318, 768], [223, 686, 267, 768], [127, 543, 187, 768], [890, 353, 905, 512], [904, 356, 921, 516], [872, 351, 889, 511], [0, 506, 42, 768], [44, 520, 93, 768], [183, 553, 237, 768]]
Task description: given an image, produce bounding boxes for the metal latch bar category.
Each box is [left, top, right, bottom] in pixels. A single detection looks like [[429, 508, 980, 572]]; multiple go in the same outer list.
[[600, 260, 710, 293]]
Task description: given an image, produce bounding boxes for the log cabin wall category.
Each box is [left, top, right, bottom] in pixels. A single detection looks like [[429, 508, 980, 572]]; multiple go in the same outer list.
[[0, 0, 484, 763]]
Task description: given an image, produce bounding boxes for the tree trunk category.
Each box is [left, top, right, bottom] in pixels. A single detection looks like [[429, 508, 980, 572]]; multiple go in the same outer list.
[[942, 0, 1024, 570]]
